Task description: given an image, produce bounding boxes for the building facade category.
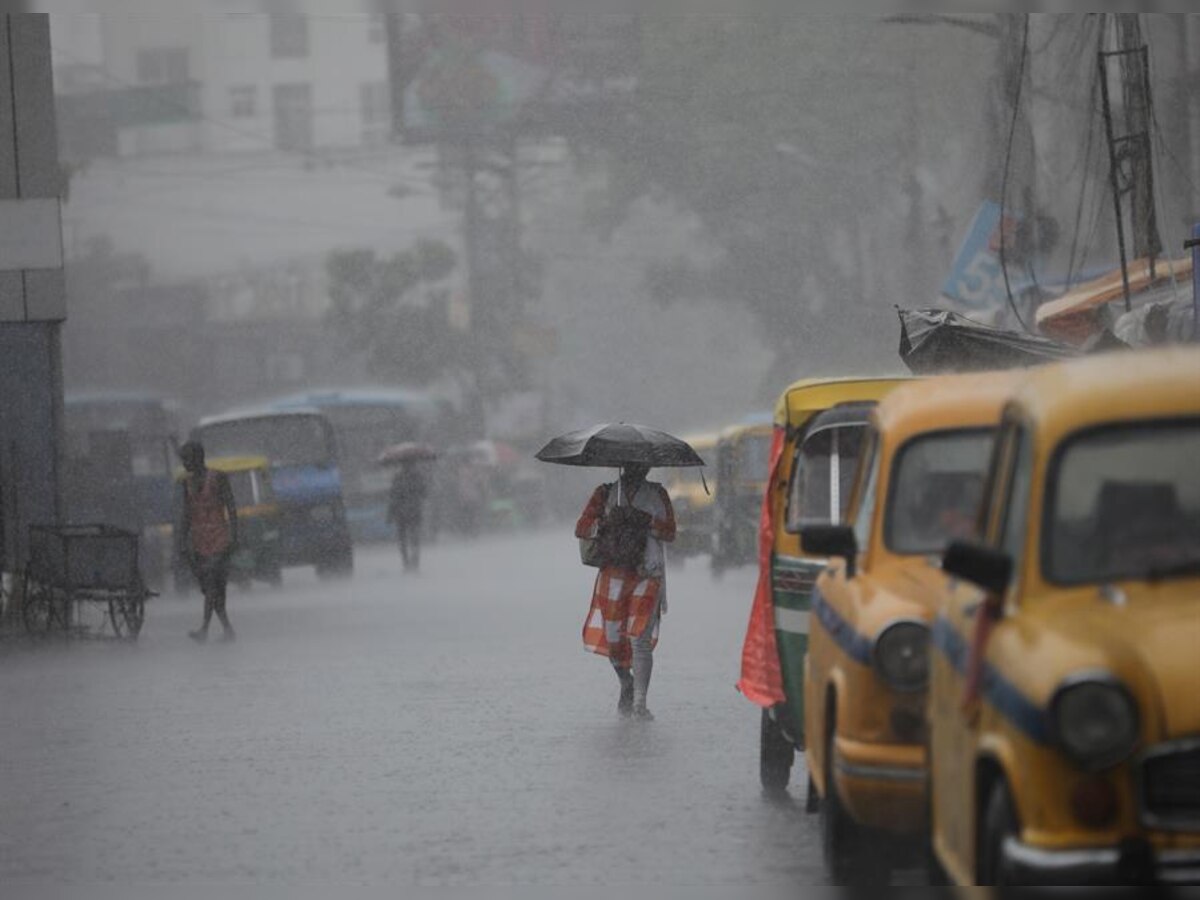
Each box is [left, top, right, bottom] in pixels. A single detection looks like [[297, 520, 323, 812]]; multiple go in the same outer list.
[[51, 4, 393, 160]]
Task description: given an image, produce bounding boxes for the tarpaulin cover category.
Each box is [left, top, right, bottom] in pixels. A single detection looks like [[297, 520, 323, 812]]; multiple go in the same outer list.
[[898, 307, 1078, 375]]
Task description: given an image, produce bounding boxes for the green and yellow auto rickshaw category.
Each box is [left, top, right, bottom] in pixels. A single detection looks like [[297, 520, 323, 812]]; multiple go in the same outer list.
[[174, 455, 282, 591]]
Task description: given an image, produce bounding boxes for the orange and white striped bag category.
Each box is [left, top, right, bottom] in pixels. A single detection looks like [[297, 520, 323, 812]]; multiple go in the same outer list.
[[582, 567, 661, 668]]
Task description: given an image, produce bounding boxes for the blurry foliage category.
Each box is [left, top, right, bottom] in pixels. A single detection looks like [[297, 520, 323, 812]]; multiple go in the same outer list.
[[576, 11, 1027, 379], [325, 239, 466, 385], [576, 12, 924, 379]]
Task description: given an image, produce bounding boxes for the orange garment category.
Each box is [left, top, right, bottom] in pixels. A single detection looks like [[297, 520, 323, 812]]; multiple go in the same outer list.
[[736, 425, 788, 707], [575, 481, 674, 666], [581, 568, 661, 668], [185, 470, 232, 558]]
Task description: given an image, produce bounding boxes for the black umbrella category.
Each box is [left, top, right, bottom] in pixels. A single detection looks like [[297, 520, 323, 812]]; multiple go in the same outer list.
[[535, 422, 706, 468], [898, 307, 1079, 375]]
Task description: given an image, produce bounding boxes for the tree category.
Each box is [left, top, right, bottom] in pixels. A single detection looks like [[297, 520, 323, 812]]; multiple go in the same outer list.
[[325, 239, 466, 385], [575, 12, 952, 383]]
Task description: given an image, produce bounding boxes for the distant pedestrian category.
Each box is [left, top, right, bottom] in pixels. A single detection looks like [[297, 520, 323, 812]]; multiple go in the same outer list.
[[387, 460, 428, 571], [177, 441, 238, 643], [575, 463, 675, 720]]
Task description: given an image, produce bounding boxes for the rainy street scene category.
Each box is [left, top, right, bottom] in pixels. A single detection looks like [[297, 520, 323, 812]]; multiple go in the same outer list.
[[2, 6, 1200, 892]]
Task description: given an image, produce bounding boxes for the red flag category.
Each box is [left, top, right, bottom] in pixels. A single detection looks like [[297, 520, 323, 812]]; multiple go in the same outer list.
[[736, 425, 788, 708]]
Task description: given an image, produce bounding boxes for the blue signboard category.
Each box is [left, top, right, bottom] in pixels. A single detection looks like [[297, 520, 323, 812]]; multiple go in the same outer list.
[[942, 201, 1033, 311]]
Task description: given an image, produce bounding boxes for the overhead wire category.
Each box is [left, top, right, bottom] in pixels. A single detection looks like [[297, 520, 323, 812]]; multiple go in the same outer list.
[[998, 14, 1034, 334]]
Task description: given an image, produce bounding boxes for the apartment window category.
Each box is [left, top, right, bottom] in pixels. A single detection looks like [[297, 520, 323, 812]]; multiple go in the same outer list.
[[368, 14, 386, 45], [273, 82, 313, 151], [136, 47, 189, 85], [270, 14, 309, 59], [360, 81, 390, 146], [229, 85, 257, 118]]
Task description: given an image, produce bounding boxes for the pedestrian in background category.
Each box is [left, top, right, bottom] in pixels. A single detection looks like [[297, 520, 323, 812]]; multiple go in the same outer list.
[[388, 459, 428, 572], [177, 441, 238, 643]]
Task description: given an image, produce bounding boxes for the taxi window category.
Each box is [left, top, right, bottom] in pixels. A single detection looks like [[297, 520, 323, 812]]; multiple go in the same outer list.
[[851, 433, 881, 551], [1046, 419, 1200, 584], [786, 425, 865, 531], [885, 429, 994, 555]]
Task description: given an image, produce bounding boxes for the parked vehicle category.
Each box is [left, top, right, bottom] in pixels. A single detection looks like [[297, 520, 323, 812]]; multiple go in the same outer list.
[[173, 455, 281, 591], [191, 409, 353, 577], [269, 388, 440, 543], [710, 415, 773, 572], [930, 347, 1200, 886], [664, 432, 719, 559], [796, 372, 1020, 882], [742, 377, 907, 748]]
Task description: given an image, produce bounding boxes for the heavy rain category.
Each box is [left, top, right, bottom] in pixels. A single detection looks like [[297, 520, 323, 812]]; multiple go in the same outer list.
[[1, 5, 1199, 892]]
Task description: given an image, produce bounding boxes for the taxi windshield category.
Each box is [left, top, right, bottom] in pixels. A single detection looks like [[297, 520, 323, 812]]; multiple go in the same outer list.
[[1047, 420, 1200, 584], [885, 429, 994, 555]]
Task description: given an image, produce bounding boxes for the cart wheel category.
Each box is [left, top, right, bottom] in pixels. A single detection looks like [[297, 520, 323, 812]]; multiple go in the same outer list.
[[109, 592, 146, 640], [22, 574, 66, 636]]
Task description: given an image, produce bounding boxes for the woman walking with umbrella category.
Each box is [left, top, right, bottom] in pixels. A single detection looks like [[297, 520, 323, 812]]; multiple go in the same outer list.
[[537, 424, 705, 721]]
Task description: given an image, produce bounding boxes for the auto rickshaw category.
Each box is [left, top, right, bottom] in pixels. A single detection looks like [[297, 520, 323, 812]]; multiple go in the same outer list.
[[796, 371, 1021, 882], [737, 377, 907, 801], [664, 431, 719, 560], [930, 347, 1200, 887], [174, 455, 282, 591], [710, 414, 774, 573]]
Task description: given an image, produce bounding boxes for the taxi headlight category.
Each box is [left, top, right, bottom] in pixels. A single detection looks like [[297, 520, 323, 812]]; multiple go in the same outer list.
[[1050, 679, 1139, 771], [872, 621, 930, 692]]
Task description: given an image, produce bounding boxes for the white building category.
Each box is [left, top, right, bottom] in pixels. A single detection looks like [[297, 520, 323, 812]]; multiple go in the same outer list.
[[49, 4, 394, 158]]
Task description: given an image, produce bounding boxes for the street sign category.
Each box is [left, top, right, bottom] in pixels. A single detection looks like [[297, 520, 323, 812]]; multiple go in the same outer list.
[[941, 201, 1031, 312]]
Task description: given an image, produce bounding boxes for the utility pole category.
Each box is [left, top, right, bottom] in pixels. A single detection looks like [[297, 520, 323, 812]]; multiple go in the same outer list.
[[1099, 13, 1162, 310]]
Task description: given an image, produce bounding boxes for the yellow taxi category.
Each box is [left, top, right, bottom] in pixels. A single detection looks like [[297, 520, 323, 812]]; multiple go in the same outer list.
[[931, 346, 1200, 886], [664, 431, 719, 559], [738, 377, 907, 799], [798, 371, 1021, 882]]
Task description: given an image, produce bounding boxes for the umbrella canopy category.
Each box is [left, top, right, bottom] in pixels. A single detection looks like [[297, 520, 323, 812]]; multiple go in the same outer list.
[[898, 307, 1078, 375], [535, 423, 706, 468], [377, 442, 438, 466]]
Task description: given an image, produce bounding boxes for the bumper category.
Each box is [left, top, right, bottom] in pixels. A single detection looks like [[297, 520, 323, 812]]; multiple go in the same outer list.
[[1002, 837, 1200, 885], [832, 735, 927, 833]]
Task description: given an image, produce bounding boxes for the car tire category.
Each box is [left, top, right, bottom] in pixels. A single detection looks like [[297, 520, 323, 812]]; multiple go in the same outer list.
[[978, 778, 1018, 886], [760, 709, 794, 796], [821, 724, 891, 885]]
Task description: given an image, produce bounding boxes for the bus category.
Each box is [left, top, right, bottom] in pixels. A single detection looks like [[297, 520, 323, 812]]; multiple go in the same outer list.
[[268, 389, 442, 542], [191, 408, 353, 577]]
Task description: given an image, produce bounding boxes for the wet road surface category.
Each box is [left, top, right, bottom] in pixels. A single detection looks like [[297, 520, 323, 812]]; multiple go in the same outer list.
[[1, 531, 838, 886]]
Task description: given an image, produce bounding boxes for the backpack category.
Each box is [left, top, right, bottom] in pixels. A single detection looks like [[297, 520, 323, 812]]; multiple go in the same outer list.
[[580, 483, 651, 570]]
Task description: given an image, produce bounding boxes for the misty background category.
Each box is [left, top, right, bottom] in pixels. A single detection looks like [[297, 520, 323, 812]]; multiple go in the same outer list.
[[41, 7, 1200, 440]]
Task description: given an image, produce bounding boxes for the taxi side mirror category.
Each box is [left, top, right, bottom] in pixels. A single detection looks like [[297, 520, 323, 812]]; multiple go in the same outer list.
[[801, 525, 858, 577], [943, 540, 1013, 599]]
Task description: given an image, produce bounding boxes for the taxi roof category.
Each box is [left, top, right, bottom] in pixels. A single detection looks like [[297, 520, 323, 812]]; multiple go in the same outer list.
[[1010, 346, 1200, 442], [773, 376, 910, 428], [873, 369, 1026, 448]]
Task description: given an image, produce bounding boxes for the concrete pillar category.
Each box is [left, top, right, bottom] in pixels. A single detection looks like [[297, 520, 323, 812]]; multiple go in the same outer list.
[[0, 13, 66, 576]]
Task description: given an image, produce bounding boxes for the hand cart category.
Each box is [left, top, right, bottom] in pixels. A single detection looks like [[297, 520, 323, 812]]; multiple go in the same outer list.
[[22, 524, 153, 640]]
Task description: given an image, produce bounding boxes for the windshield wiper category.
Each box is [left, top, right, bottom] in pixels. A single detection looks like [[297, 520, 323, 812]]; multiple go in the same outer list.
[[1146, 559, 1200, 582]]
